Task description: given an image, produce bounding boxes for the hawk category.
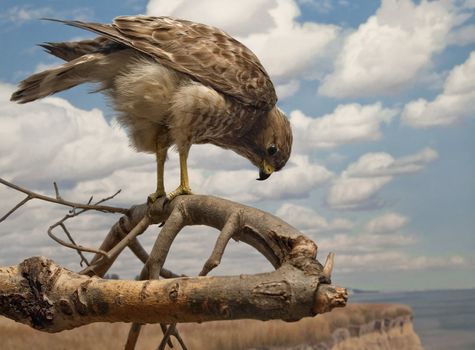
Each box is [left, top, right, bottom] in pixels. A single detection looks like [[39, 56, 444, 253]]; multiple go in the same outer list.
[[11, 16, 293, 201]]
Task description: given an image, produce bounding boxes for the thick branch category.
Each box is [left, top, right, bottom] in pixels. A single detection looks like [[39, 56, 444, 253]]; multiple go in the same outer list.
[[0, 192, 348, 342], [84, 195, 327, 282], [0, 257, 347, 332]]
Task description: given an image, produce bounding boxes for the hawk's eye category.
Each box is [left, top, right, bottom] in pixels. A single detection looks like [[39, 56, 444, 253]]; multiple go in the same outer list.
[[267, 145, 277, 156]]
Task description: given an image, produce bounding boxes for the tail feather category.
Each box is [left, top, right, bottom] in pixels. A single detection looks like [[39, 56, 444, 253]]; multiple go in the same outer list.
[[10, 53, 104, 103], [39, 36, 112, 62], [42, 18, 131, 48]]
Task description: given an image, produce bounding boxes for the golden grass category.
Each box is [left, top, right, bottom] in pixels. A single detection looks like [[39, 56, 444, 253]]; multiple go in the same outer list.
[[0, 303, 412, 350]]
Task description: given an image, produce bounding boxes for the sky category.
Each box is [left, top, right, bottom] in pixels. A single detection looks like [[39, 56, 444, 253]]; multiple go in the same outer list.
[[0, 0, 474, 291]]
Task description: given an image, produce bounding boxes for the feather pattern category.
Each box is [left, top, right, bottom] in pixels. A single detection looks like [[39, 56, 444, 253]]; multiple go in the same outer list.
[[11, 16, 292, 195], [45, 16, 277, 111]]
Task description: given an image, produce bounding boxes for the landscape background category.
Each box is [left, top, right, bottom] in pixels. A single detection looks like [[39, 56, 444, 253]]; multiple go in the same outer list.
[[0, 0, 474, 292]]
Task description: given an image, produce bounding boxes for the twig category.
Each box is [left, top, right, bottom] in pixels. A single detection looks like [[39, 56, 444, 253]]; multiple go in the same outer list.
[[128, 238, 183, 279], [125, 323, 142, 350], [159, 324, 174, 349], [53, 182, 62, 200], [44, 183, 124, 264], [0, 177, 127, 214], [59, 223, 90, 267], [158, 324, 189, 350], [47, 223, 109, 257], [199, 211, 241, 276], [103, 215, 151, 262], [0, 195, 32, 223]]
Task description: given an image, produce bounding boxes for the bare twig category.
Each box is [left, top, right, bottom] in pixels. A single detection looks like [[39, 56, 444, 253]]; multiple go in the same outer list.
[[44, 183, 124, 264], [125, 323, 143, 350], [158, 324, 175, 350], [59, 223, 90, 267], [199, 210, 241, 276], [47, 223, 109, 257], [104, 215, 151, 262], [0, 195, 32, 223], [53, 182, 62, 201], [0, 177, 127, 214], [158, 324, 188, 350]]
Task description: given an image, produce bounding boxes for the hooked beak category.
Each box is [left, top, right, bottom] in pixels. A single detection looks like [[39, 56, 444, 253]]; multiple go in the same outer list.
[[257, 161, 274, 181]]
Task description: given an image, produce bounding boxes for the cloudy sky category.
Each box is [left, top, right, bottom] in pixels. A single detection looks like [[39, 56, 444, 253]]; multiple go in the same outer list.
[[0, 0, 474, 291]]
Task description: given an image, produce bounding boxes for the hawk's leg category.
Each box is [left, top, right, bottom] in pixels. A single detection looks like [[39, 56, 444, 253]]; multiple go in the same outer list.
[[148, 143, 168, 203], [167, 144, 193, 201]]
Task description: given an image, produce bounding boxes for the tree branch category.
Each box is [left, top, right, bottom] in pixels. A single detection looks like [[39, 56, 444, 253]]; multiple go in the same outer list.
[[0, 256, 347, 332], [0, 189, 348, 347], [0, 177, 127, 215]]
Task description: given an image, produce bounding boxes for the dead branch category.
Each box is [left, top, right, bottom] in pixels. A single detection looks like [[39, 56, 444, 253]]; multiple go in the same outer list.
[[0, 256, 347, 332], [46, 183, 122, 265], [0, 177, 127, 216], [0, 184, 348, 348]]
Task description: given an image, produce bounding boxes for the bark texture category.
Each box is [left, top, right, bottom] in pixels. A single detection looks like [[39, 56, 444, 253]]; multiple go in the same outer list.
[[0, 257, 346, 332], [0, 194, 348, 335]]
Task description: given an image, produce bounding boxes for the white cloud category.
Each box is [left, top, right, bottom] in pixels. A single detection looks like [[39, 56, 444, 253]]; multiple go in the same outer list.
[[326, 148, 438, 210], [201, 155, 333, 202], [0, 5, 94, 26], [345, 147, 439, 177], [275, 203, 353, 233], [449, 24, 475, 46], [147, 0, 340, 87], [290, 103, 396, 151], [1, 6, 53, 24], [364, 212, 409, 234], [319, 233, 416, 254], [335, 252, 466, 273], [240, 0, 339, 82], [0, 84, 150, 187], [188, 144, 252, 171], [326, 176, 391, 210], [275, 80, 301, 99], [296, 0, 333, 13], [402, 51, 475, 128], [319, 0, 464, 97], [146, 0, 277, 36]]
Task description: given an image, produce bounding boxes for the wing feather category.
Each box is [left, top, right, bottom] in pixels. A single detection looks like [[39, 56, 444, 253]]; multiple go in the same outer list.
[[45, 16, 277, 111]]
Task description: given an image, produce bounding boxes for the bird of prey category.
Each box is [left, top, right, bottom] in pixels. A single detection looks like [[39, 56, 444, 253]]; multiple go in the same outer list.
[[11, 16, 293, 201]]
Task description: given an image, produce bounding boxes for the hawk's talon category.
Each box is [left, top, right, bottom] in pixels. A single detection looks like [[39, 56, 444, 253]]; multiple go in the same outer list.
[[147, 191, 166, 204], [166, 186, 193, 202]]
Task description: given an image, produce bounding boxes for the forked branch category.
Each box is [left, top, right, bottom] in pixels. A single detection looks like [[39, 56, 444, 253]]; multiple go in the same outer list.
[[0, 179, 348, 350], [0, 177, 127, 216]]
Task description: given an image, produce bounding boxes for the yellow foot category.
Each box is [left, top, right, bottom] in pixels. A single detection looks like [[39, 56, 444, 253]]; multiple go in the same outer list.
[[166, 186, 193, 202], [148, 191, 166, 204]]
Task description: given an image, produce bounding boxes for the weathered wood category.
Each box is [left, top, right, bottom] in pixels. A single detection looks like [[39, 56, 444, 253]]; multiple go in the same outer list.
[[0, 257, 347, 332], [0, 193, 348, 342]]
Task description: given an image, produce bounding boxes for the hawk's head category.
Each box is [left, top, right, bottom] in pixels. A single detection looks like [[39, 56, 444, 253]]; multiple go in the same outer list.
[[235, 107, 292, 181], [256, 107, 292, 180]]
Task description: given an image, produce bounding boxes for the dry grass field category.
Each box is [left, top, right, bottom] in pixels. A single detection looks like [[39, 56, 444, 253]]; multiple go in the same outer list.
[[0, 303, 412, 349]]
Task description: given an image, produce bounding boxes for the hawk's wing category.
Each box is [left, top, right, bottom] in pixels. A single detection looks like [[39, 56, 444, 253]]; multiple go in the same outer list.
[[47, 16, 277, 111]]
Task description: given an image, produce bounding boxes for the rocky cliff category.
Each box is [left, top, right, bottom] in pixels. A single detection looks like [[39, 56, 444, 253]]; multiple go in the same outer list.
[[249, 304, 423, 350], [323, 314, 422, 350], [0, 303, 423, 350]]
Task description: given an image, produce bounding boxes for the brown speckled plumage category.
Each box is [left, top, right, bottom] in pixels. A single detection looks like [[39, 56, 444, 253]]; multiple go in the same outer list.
[[11, 16, 293, 197]]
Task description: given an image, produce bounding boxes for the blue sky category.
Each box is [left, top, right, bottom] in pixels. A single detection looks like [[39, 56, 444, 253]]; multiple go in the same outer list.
[[0, 0, 474, 291]]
